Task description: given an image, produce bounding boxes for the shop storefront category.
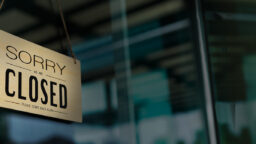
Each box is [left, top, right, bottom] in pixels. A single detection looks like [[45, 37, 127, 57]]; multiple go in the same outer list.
[[0, 0, 254, 144]]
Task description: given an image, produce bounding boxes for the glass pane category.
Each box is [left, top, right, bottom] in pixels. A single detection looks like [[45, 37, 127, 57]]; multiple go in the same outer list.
[[0, 0, 211, 144], [123, 0, 209, 144], [202, 0, 256, 143]]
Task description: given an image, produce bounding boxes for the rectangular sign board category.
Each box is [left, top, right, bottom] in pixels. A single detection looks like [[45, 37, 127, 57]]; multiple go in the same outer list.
[[0, 30, 82, 122]]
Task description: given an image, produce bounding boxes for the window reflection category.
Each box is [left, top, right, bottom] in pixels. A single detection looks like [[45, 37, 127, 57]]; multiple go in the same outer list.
[[203, 0, 256, 143], [0, 0, 210, 144]]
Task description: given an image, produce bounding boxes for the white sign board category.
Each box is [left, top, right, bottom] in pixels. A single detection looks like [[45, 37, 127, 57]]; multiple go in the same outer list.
[[0, 30, 82, 122]]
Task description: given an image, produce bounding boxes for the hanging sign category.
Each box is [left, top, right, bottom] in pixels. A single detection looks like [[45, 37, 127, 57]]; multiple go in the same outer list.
[[0, 30, 82, 122]]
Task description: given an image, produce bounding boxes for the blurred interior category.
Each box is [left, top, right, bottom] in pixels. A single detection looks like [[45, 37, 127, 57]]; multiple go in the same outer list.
[[0, 0, 254, 144], [203, 0, 256, 143]]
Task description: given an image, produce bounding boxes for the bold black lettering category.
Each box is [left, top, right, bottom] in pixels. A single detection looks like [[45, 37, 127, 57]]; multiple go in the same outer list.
[[50, 81, 57, 107], [59, 84, 67, 109], [41, 79, 48, 104], [56, 63, 66, 75], [5, 69, 15, 97], [34, 55, 44, 69], [46, 59, 55, 73], [29, 76, 38, 102], [6, 46, 18, 60], [18, 72, 26, 100], [19, 50, 32, 64]]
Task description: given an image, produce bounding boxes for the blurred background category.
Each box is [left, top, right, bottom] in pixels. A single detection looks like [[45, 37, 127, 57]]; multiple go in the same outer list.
[[204, 0, 256, 143], [0, 0, 254, 144]]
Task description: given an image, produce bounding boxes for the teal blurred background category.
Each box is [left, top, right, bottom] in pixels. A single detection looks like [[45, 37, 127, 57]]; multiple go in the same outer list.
[[0, 0, 255, 144]]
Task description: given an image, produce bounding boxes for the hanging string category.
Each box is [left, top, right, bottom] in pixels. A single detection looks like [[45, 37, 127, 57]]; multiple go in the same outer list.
[[0, 0, 5, 9], [56, 0, 76, 64], [0, 0, 76, 63]]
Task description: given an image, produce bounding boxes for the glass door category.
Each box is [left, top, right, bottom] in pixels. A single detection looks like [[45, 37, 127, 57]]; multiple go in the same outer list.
[[201, 0, 256, 143]]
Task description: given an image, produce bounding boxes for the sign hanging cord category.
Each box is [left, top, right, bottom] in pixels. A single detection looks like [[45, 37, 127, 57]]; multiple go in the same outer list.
[[0, 0, 5, 9], [56, 0, 76, 64], [0, 0, 77, 64]]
